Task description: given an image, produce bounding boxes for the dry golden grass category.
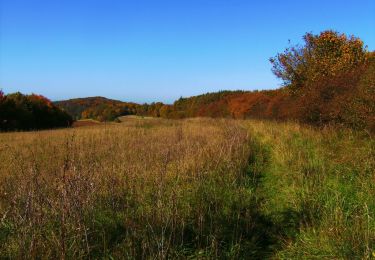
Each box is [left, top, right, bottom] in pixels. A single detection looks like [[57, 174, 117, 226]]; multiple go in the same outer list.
[[72, 119, 102, 127], [0, 118, 258, 258]]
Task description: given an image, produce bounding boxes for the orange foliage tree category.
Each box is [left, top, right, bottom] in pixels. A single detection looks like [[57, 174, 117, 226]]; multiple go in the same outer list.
[[270, 30, 367, 93], [270, 30, 371, 128], [0, 92, 73, 131]]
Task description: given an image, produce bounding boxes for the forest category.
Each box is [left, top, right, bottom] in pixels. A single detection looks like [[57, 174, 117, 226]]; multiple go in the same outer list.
[[0, 92, 73, 131]]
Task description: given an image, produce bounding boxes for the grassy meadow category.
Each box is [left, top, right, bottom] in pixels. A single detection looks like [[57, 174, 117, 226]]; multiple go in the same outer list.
[[0, 118, 374, 259]]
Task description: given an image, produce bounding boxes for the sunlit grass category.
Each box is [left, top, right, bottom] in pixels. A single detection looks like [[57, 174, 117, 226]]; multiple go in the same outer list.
[[0, 118, 373, 258], [0, 119, 262, 258]]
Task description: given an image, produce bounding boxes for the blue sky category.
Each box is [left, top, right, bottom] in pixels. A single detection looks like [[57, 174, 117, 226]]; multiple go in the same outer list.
[[0, 0, 374, 103]]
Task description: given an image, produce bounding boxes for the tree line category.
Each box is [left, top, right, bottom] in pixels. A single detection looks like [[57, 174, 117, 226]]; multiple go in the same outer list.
[[0, 92, 73, 131], [138, 30, 375, 132]]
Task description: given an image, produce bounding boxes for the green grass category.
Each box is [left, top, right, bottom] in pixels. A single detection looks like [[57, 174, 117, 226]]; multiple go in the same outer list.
[[244, 120, 375, 259]]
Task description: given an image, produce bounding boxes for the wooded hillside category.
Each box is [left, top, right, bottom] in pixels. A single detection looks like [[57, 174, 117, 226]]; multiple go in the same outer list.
[[0, 92, 73, 131]]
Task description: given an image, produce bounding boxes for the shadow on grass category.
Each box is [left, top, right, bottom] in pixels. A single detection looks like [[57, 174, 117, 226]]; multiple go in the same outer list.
[[240, 137, 302, 259]]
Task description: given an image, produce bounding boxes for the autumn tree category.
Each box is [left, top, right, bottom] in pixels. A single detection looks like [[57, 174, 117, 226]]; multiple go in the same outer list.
[[345, 51, 375, 131], [159, 105, 173, 118], [270, 30, 367, 92], [0, 92, 73, 131]]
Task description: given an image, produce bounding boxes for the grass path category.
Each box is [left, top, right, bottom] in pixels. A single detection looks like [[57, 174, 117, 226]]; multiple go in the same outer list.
[[245, 120, 375, 259]]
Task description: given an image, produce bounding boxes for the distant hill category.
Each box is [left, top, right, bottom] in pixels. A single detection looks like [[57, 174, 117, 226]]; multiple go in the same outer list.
[[54, 96, 139, 121], [169, 89, 288, 119]]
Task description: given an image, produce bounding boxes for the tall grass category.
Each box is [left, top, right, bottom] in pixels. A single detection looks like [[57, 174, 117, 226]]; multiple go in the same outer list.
[[0, 119, 268, 258], [0, 118, 373, 259]]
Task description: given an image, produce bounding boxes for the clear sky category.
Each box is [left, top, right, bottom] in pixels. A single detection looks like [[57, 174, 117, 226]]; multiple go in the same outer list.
[[0, 0, 374, 103]]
